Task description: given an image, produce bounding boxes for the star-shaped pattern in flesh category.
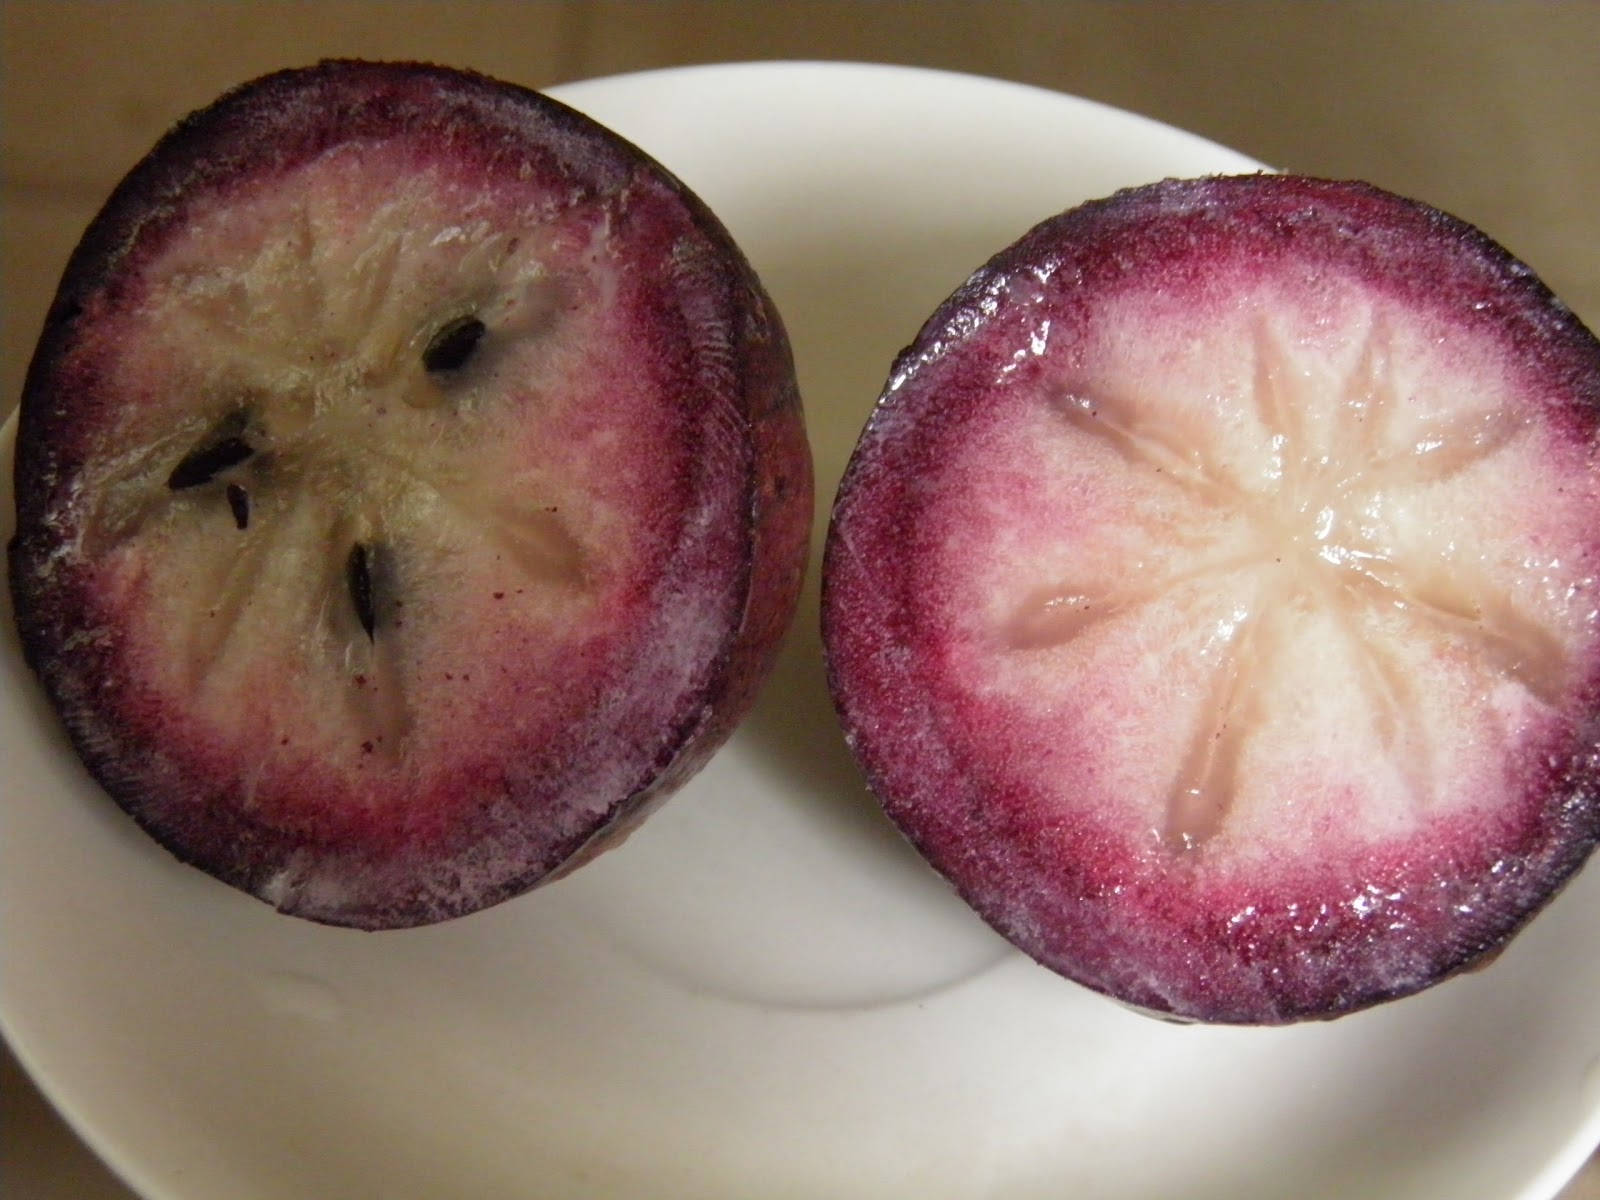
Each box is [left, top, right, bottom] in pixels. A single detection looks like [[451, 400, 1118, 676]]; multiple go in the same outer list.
[[78, 193, 588, 756], [1006, 313, 1561, 851]]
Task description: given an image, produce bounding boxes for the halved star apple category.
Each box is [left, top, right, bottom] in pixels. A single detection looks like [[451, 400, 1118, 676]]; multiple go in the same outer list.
[[9, 61, 812, 929], [823, 175, 1600, 1023]]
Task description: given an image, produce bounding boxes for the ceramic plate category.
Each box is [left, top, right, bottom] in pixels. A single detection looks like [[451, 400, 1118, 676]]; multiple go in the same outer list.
[[3, 61, 1599, 1200]]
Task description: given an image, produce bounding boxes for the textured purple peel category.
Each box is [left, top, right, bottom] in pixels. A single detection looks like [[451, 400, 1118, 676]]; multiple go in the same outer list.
[[9, 61, 812, 929], [824, 175, 1600, 1023]]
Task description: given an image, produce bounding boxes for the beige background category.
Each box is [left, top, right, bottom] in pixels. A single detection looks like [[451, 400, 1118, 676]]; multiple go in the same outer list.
[[3, 3, 1598, 1197]]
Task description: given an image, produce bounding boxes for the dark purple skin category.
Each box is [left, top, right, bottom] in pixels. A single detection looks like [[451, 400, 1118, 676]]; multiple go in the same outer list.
[[823, 175, 1600, 1024], [9, 62, 812, 929]]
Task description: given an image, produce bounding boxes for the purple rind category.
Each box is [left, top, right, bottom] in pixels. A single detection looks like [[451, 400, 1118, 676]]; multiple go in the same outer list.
[[9, 61, 812, 929], [823, 174, 1600, 1023], [881, 175, 1600, 443]]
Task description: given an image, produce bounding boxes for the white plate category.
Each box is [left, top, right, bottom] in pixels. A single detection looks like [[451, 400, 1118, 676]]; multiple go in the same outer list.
[[4, 61, 1599, 1200]]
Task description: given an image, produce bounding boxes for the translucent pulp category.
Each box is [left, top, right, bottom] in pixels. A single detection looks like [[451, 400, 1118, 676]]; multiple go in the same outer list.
[[825, 176, 1600, 1021]]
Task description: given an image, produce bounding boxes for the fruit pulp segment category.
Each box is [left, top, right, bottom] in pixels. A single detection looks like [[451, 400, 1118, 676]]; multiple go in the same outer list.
[[37, 136, 745, 846], [825, 180, 1600, 1018], [910, 270, 1600, 864]]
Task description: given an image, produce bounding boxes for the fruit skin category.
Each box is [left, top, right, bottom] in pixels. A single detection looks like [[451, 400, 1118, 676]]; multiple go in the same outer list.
[[9, 61, 811, 928], [823, 174, 1600, 1023]]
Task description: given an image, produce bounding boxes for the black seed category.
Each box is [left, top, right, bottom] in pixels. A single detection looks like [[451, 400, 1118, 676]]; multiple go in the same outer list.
[[226, 483, 250, 529], [423, 316, 487, 373], [168, 436, 254, 489], [347, 543, 376, 640]]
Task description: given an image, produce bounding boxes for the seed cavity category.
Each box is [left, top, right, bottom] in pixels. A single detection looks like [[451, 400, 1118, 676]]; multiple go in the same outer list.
[[423, 315, 487, 373], [347, 543, 377, 640], [168, 435, 255, 489], [226, 483, 250, 529]]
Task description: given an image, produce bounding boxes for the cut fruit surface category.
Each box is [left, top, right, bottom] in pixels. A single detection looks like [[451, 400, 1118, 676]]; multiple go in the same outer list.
[[8, 62, 811, 929], [823, 175, 1600, 1023]]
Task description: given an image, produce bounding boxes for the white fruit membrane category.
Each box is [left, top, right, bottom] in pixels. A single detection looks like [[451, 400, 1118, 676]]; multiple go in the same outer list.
[[922, 270, 1600, 868], [56, 141, 730, 827]]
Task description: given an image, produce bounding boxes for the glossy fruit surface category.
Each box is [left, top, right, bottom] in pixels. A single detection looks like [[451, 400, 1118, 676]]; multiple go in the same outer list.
[[824, 175, 1600, 1023], [9, 61, 811, 928]]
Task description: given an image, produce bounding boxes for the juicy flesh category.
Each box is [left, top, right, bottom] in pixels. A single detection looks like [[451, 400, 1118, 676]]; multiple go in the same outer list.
[[902, 270, 1599, 867], [824, 178, 1600, 1019], [53, 143, 706, 833]]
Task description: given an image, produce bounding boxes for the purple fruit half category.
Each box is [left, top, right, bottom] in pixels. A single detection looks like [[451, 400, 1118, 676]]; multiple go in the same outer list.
[[823, 175, 1600, 1024], [9, 61, 812, 929]]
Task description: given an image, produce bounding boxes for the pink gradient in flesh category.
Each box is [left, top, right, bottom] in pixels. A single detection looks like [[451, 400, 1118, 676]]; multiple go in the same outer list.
[[13, 64, 810, 927], [825, 176, 1600, 1022]]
